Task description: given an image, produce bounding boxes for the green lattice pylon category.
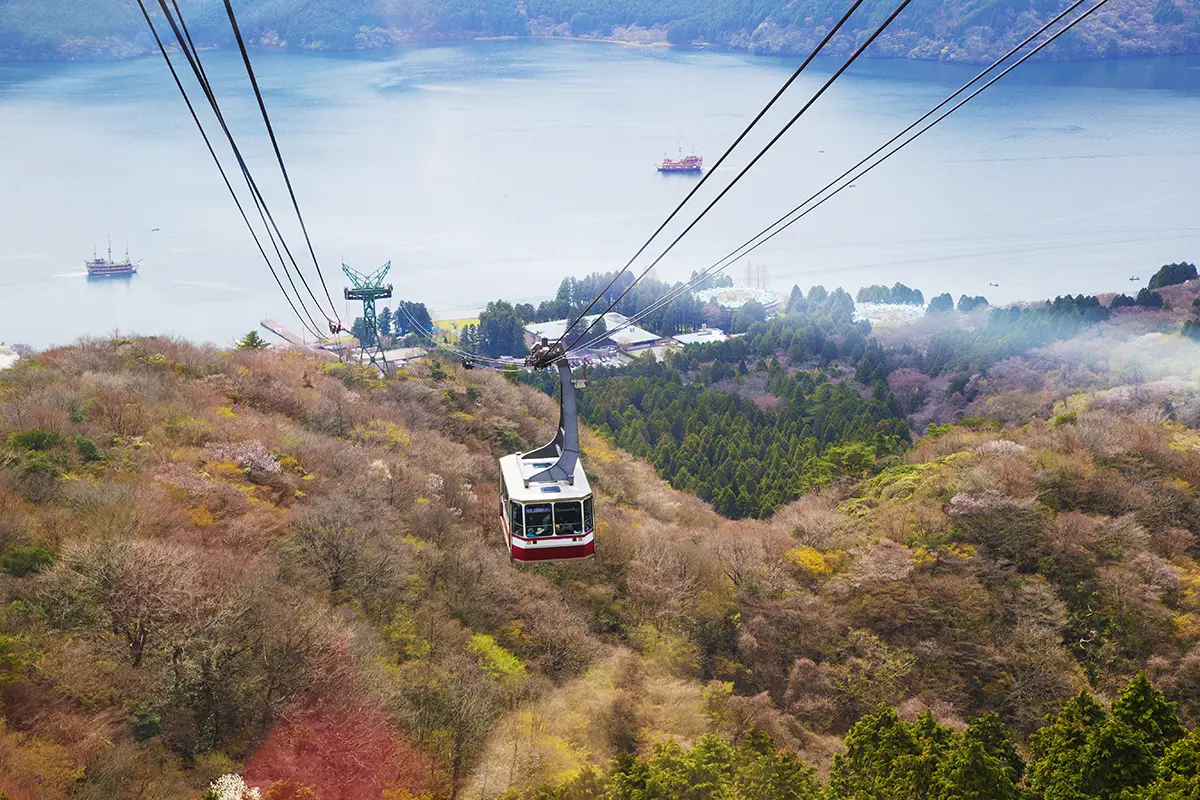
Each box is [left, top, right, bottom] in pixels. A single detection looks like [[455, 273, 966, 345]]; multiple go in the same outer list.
[[342, 261, 393, 372]]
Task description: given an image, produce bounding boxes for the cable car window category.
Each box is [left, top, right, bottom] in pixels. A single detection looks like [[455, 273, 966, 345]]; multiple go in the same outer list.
[[583, 496, 594, 531], [525, 503, 554, 537], [510, 501, 524, 537], [554, 501, 583, 536]]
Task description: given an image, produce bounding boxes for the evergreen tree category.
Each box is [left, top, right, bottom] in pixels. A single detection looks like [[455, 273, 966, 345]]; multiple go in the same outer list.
[[1148, 262, 1198, 289], [1081, 718, 1156, 800], [1182, 298, 1200, 341], [1141, 730, 1200, 799], [1136, 288, 1165, 309], [788, 285, 806, 312], [236, 330, 270, 350], [1028, 690, 1107, 800], [927, 293, 955, 314], [930, 737, 1021, 800], [350, 316, 372, 346], [732, 730, 820, 799], [1112, 672, 1186, 757], [478, 300, 527, 357], [1110, 293, 1137, 309], [460, 324, 481, 353], [827, 706, 923, 799], [394, 301, 433, 337], [589, 315, 609, 344], [820, 339, 839, 365], [377, 306, 393, 338], [957, 294, 989, 313], [963, 713, 1025, 783], [892, 711, 956, 799]]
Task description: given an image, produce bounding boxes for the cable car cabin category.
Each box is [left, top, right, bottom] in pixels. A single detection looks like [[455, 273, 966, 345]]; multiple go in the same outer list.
[[499, 454, 594, 562], [498, 355, 595, 563]]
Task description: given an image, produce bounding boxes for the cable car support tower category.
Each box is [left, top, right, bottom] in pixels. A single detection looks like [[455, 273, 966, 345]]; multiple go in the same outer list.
[[343, 261, 393, 372]]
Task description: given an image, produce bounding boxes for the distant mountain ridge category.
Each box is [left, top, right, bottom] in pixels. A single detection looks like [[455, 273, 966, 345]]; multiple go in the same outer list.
[[1, 0, 1197, 62]]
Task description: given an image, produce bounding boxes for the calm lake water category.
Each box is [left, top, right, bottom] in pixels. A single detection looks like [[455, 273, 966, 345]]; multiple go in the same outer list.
[[1, 42, 1199, 348]]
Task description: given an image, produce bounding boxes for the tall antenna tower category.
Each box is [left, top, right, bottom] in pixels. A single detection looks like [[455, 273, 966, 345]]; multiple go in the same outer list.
[[342, 261, 393, 372], [744, 263, 769, 290]]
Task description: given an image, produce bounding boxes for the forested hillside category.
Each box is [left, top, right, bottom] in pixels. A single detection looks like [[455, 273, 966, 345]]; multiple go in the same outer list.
[[1, 0, 1197, 61], [1, 295, 1198, 797]]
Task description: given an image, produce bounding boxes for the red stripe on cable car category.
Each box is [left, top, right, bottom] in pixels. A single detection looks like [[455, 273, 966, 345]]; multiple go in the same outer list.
[[512, 540, 595, 562]]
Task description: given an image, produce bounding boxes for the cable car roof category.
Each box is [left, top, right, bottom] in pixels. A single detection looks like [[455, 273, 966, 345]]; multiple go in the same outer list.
[[500, 453, 591, 503]]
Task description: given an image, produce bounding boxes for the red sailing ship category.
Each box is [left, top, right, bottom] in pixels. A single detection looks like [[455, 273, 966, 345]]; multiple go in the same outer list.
[[657, 150, 703, 173]]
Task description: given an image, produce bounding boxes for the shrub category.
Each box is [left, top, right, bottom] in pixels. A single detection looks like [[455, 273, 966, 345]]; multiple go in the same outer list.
[[468, 633, 526, 682], [786, 547, 832, 578], [163, 414, 215, 446], [205, 441, 281, 477], [73, 436, 104, 463], [1, 543, 54, 577], [6, 429, 64, 451]]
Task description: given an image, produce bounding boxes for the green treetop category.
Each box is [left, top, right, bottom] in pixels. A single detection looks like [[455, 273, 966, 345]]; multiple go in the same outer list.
[[1081, 718, 1156, 800], [1028, 690, 1107, 800], [236, 330, 270, 350], [826, 706, 923, 800], [1139, 730, 1200, 799], [963, 713, 1025, 783], [1112, 672, 1186, 757], [927, 293, 955, 314], [930, 737, 1021, 800]]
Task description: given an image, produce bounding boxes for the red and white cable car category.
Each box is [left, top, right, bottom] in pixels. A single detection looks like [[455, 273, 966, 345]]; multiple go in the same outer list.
[[499, 355, 595, 562]]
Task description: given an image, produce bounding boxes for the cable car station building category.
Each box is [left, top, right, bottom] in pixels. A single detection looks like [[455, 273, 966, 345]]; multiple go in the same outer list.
[[522, 313, 664, 355]]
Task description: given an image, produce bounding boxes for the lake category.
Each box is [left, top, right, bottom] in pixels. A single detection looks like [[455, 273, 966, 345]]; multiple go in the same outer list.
[[1, 41, 1198, 348]]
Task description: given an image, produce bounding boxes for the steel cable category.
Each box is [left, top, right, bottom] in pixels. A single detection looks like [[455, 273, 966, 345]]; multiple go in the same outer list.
[[134, 0, 322, 339], [559, 0, 916, 357], [154, 0, 331, 337], [549, 0, 873, 348], [569, 0, 1113, 355], [222, 0, 343, 332]]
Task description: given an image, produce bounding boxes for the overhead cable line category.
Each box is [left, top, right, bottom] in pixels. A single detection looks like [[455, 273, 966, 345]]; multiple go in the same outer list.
[[134, 0, 323, 339], [221, 0, 342, 332], [153, 0, 332, 337], [554, 0, 872, 343], [558, 0, 916, 357], [391, 302, 516, 368], [167, 0, 340, 331], [567, 0, 1115, 355]]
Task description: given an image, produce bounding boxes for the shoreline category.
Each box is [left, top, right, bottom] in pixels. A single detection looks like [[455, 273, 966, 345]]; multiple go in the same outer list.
[[476, 34, 673, 49], [3, 28, 1199, 66]]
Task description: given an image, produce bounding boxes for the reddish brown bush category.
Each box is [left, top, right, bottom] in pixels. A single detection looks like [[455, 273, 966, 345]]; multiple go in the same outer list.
[[244, 702, 433, 800]]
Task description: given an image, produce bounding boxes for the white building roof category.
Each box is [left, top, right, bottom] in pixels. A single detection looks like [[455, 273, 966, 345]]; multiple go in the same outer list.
[[524, 312, 660, 349], [499, 452, 592, 503], [673, 327, 728, 346], [695, 288, 781, 311]]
